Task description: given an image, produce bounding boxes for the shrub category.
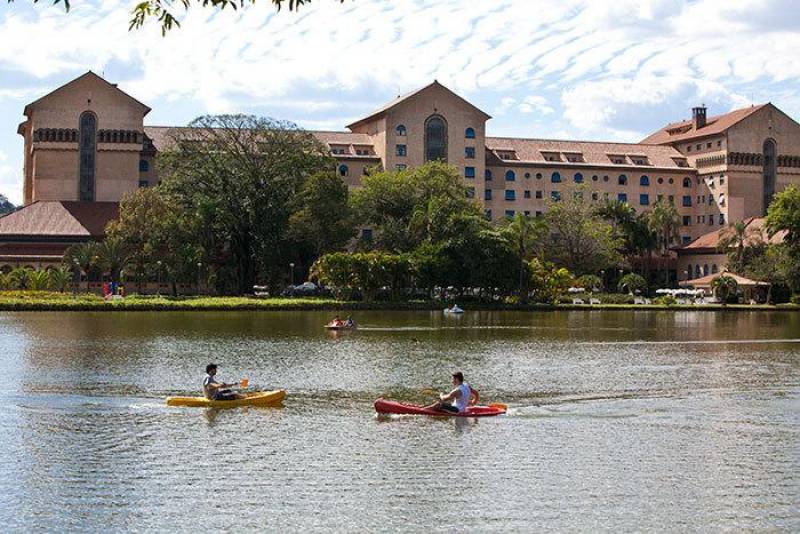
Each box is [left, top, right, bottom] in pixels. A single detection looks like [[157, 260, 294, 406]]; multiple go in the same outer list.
[[653, 294, 677, 306], [791, 294, 800, 305], [617, 273, 647, 294], [576, 274, 603, 292]]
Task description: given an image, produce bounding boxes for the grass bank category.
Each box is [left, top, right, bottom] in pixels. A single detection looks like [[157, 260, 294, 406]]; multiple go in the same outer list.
[[0, 291, 797, 312]]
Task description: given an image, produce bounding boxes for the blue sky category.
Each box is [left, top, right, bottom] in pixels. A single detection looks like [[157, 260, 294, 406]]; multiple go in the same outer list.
[[2, 0, 800, 204]]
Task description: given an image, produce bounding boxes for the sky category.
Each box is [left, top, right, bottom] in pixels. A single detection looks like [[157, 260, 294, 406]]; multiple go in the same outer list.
[[2, 0, 800, 204]]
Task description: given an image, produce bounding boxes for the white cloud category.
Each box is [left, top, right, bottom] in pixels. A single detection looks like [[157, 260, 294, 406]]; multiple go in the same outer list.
[[0, 150, 22, 205]]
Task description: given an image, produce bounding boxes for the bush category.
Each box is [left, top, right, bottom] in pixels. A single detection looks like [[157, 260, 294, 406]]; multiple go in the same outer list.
[[617, 273, 647, 294], [653, 294, 677, 306], [791, 294, 800, 305], [598, 293, 635, 304]]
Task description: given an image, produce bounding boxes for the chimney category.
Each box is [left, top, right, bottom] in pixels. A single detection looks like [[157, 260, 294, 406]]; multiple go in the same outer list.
[[692, 105, 707, 129]]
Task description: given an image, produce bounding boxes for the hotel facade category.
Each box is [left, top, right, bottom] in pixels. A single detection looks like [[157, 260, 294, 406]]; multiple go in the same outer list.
[[3, 72, 800, 280]]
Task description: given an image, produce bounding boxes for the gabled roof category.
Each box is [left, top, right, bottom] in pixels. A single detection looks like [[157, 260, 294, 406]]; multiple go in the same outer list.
[[678, 217, 786, 253], [485, 137, 689, 169], [0, 201, 118, 238], [679, 271, 769, 288], [346, 81, 491, 130], [24, 71, 151, 117], [641, 104, 767, 145]]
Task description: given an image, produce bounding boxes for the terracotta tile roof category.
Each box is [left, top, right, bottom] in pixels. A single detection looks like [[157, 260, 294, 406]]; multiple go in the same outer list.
[[311, 131, 375, 145], [640, 104, 767, 145], [679, 217, 786, 253], [679, 271, 769, 288], [346, 81, 491, 130], [0, 242, 70, 261], [0, 201, 118, 238], [24, 71, 151, 117], [485, 137, 689, 169]]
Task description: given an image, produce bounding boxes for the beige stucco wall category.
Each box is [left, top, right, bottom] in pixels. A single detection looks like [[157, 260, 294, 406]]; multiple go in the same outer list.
[[677, 252, 727, 281]]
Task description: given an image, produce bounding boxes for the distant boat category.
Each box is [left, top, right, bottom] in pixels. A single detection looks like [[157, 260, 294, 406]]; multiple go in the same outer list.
[[444, 305, 464, 314]]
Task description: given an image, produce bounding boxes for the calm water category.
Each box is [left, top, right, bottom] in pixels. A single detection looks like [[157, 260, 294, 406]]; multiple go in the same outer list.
[[1, 310, 798, 532]]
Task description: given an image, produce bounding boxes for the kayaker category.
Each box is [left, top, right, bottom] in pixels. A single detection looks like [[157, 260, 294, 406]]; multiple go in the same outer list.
[[203, 363, 245, 401], [345, 315, 356, 328], [425, 372, 478, 413], [329, 315, 344, 327]]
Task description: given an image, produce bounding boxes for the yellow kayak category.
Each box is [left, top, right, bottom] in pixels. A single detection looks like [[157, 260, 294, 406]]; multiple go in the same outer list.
[[166, 389, 286, 408]]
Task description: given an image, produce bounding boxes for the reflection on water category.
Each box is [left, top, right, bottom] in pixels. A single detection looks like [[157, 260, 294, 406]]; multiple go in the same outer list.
[[0, 310, 798, 531]]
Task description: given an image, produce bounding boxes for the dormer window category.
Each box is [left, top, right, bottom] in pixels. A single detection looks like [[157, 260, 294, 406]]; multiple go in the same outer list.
[[672, 157, 689, 168], [630, 155, 650, 166], [541, 151, 561, 162], [564, 152, 584, 163], [497, 150, 517, 161], [608, 154, 627, 164]]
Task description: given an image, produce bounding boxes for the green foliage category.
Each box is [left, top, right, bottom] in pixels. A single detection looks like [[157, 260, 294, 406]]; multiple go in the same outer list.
[[648, 200, 681, 286], [711, 274, 738, 303], [718, 221, 764, 273], [48, 267, 70, 292], [596, 200, 656, 258], [310, 251, 410, 302], [653, 294, 677, 306], [8, 267, 33, 290], [0, 193, 15, 216], [289, 171, 356, 259], [527, 258, 574, 304], [28, 269, 51, 291], [576, 274, 603, 292], [543, 185, 623, 275], [766, 185, 800, 245], [617, 273, 647, 294]]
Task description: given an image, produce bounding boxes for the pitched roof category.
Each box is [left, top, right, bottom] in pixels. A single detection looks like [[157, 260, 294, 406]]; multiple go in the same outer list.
[[678, 217, 786, 253], [679, 271, 769, 288], [346, 81, 491, 130], [24, 71, 151, 117], [640, 104, 767, 145], [485, 137, 689, 169], [0, 201, 118, 238]]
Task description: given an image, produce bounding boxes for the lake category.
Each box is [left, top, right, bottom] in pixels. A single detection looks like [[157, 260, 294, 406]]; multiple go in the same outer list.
[[1, 310, 798, 532]]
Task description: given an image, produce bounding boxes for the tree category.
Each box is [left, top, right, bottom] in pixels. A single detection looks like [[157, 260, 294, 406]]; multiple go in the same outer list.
[[499, 213, 546, 303], [766, 185, 800, 246], [543, 185, 623, 275], [596, 199, 657, 273], [576, 274, 603, 292], [13, 0, 346, 35], [48, 267, 70, 292], [0, 194, 15, 216], [64, 242, 100, 292], [711, 274, 738, 304], [717, 221, 763, 273], [28, 270, 51, 291], [8, 267, 33, 290], [288, 171, 356, 270], [617, 273, 647, 294], [98, 237, 128, 282], [647, 200, 681, 286], [527, 258, 573, 304], [160, 114, 333, 293]]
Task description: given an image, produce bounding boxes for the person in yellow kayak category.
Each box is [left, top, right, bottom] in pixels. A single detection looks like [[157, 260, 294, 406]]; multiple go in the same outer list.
[[203, 363, 245, 401], [425, 372, 479, 413]]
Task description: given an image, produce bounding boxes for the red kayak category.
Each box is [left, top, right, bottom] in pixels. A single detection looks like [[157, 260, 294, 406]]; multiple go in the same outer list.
[[374, 398, 507, 417]]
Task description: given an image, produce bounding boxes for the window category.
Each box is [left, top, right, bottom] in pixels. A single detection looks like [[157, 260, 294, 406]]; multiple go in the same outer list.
[[707, 142, 712, 149], [524, 190, 531, 199], [551, 191, 561, 201], [640, 175, 650, 186], [618, 193, 627, 203], [484, 209, 492, 220], [657, 194, 663, 202], [696, 144, 701, 151], [682, 215, 691, 226], [708, 217, 713, 226], [712, 264, 718, 274], [683, 177, 691, 188], [719, 176, 725, 185], [592, 192, 598, 201], [682, 196, 692, 207], [695, 265, 701, 278], [362, 229, 373, 240], [465, 146, 475, 159], [640, 194, 649, 205], [710, 195, 715, 205], [717, 140, 722, 147], [505, 190, 516, 201], [396, 124, 406, 136], [719, 213, 725, 225], [668, 195, 674, 204], [687, 145, 692, 152], [338, 164, 349, 177], [424, 115, 447, 162], [484, 189, 492, 201], [687, 264, 693, 279], [703, 264, 709, 276], [551, 172, 561, 183], [466, 187, 475, 199], [618, 175, 628, 185], [524, 172, 531, 179], [465, 167, 475, 179], [603, 175, 609, 182], [78, 111, 97, 201], [763, 138, 777, 214], [138, 180, 149, 188], [139, 159, 149, 172], [485, 169, 492, 181], [536, 173, 542, 180], [683, 236, 692, 245], [505, 210, 515, 218], [574, 173, 583, 183], [657, 177, 663, 184], [592, 175, 598, 182], [396, 164, 407, 170], [465, 127, 476, 139], [669, 178, 674, 184], [536, 211, 543, 218], [396, 144, 407, 157], [362, 167, 370, 176], [505, 170, 516, 181], [524, 210, 531, 217]]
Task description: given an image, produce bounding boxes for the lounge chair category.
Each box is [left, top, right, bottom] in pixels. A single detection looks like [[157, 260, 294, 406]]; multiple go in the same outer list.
[[572, 298, 585, 305]]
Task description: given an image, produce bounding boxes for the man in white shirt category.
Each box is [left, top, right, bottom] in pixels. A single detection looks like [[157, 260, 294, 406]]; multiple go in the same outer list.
[[203, 363, 244, 401]]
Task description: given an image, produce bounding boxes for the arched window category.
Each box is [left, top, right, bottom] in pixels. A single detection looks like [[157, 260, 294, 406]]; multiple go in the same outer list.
[[485, 169, 492, 181], [396, 124, 406, 136], [338, 164, 349, 177], [505, 170, 516, 182], [574, 173, 583, 183], [139, 159, 150, 173], [687, 264, 693, 279], [465, 127, 476, 139], [695, 265, 701, 278], [618, 174, 627, 185], [711, 264, 718, 274], [763, 138, 777, 214], [703, 264, 709, 276], [683, 177, 691, 188], [551, 172, 561, 183], [78, 111, 97, 201], [640, 175, 650, 186], [424, 115, 447, 162]]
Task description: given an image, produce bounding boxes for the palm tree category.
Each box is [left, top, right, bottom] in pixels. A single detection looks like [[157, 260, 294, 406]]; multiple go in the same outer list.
[[711, 274, 738, 305], [48, 267, 70, 292], [98, 237, 128, 282], [65, 242, 99, 292], [8, 267, 32, 290], [500, 213, 546, 303], [648, 201, 681, 287], [717, 221, 761, 273], [28, 270, 51, 291]]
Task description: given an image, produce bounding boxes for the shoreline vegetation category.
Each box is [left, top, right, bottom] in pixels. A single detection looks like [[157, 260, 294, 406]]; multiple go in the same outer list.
[[0, 292, 797, 312]]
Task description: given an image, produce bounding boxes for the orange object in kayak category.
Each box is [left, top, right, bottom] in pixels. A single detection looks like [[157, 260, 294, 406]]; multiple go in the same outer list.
[[374, 398, 506, 417]]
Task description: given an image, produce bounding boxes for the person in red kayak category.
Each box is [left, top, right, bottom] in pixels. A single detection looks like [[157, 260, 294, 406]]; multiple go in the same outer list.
[[425, 372, 478, 414], [203, 363, 245, 401]]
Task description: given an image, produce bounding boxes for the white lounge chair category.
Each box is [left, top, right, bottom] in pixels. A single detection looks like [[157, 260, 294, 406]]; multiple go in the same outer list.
[[634, 297, 645, 305], [572, 298, 585, 305], [589, 298, 601, 305]]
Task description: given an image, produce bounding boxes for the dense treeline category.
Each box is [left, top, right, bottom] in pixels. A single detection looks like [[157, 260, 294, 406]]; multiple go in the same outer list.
[[53, 116, 800, 303]]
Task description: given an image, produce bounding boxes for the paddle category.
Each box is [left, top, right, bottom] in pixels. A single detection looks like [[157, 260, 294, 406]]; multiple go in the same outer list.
[[422, 388, 506, 411]]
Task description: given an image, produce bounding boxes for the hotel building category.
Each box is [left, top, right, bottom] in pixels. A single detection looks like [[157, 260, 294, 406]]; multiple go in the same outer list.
[[2, 71, 800, 280]]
